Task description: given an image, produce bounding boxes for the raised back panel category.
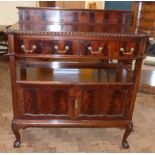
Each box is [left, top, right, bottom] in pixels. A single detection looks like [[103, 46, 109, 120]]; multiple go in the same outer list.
[[17, 7, 131, 25]]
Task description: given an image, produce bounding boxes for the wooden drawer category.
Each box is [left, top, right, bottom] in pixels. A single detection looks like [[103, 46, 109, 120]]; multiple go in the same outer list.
[[78, 40, 140, 57], [14, 37, 78, 55]]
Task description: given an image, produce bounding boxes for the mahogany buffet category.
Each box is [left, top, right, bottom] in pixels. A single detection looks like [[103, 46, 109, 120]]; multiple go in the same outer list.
[[7, 7, 149, 148]]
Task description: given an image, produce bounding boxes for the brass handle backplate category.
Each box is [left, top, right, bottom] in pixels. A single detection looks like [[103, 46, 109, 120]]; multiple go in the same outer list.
[[75, 99, 78, 110]]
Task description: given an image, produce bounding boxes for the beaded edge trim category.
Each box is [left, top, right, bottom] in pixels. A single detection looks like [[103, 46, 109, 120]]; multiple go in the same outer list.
[[6, 30, 148, 38]]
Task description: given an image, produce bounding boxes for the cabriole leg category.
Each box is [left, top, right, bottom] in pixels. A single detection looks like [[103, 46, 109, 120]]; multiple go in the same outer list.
[[12, 121, 21, 148], [122, 122, 133, 149]]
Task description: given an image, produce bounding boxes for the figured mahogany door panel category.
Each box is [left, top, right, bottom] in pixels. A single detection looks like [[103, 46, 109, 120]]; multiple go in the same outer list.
[[74, 84, 132, 120], [78, 40, 140, 57], [14, 38, 77, 55], [16, 82, 74, 119]]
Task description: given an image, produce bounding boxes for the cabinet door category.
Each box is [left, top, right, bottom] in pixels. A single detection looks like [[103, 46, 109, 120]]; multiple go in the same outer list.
[[74, 84, 132, 120], [16, 82, 74, 119]]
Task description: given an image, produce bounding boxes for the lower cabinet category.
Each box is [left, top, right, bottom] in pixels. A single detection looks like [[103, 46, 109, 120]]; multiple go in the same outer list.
[[16, 81, 132, 120]]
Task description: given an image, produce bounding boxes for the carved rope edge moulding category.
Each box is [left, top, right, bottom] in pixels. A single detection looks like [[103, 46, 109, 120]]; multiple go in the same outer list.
[[6, 30, 148, 38]]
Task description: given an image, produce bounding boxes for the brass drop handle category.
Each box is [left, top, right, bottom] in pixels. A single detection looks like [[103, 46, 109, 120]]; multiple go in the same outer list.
[[88, 46, 103, 54], [54, 45, 69, 54], [120, 47, 134, 55], [21, 45, 37, 53]]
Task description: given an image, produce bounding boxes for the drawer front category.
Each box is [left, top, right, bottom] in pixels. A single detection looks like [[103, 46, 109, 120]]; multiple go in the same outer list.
[[78, 40, 140, 57], [14, 38, 78, 55]]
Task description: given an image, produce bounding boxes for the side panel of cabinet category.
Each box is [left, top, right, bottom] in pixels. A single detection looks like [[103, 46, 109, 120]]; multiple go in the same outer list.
[[16, 82, 74, 119], [74, 84, 132, 120]]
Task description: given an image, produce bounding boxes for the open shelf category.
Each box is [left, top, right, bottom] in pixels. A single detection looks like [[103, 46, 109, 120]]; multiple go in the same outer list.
[[16, 62, 133, 83]]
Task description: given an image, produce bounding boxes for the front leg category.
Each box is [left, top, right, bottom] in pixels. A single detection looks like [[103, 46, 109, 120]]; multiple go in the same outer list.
[[12, 121, 21, 148], [122, 122, 133, 149]]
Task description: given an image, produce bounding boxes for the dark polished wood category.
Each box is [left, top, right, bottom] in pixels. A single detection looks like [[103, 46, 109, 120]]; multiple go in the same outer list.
[[12, 121, 21, 148], [7, 7, 149, 149], [132, 2, 155, 38], [122, 122, 133, 149], [17, 7, 131, 25]]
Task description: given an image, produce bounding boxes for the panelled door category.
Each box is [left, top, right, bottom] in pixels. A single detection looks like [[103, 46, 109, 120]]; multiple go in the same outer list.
[[16, 82, 74, 119], [74, 84, 132, 120], [16, 82, 132, 120]]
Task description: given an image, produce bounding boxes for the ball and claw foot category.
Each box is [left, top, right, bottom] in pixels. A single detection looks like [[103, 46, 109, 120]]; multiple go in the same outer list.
[[14, 140, 21, 148], [122, 122, 133, 149], [122, 140, 129, 149], [12, 121, 21, 148]]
